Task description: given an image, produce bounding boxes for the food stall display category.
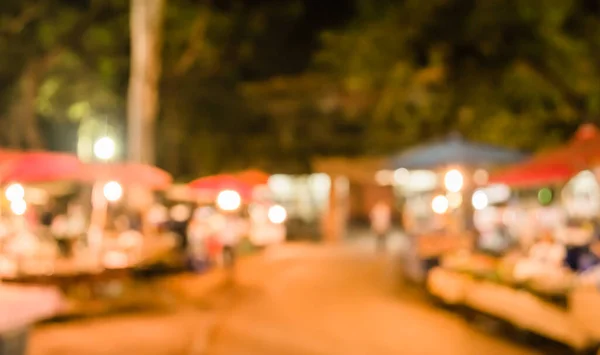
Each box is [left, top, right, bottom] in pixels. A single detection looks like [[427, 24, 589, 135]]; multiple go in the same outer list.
[[184, 170, 285, 268], [187, 171, 286, 246], [0, 159, 176, 280], [426, 125, 600, 351], [248, 203, 287, 246], [390, 133, 527, 283]]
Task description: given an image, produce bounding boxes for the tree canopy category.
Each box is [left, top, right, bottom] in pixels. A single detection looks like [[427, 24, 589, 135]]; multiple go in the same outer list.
[[248, 0, 600, 155], [1, 0, 599, 178]]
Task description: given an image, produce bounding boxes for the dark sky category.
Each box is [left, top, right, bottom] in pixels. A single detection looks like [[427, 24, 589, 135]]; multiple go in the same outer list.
[[287, 0, 355, 58], [240, 0, 356, 80]]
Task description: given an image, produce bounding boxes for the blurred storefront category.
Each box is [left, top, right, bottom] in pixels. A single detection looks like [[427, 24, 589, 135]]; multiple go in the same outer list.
[[267, 173, 330, 223], [311, 157, 390, 242]]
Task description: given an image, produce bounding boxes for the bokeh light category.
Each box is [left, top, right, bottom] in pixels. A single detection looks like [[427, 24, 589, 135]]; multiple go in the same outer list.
[[103, 181, 123, 202], [10, 199, 27, 215], [5, 183, 25, 202], [93, 136, 116, 160], [444, 169, 464, 192], [538, 187, 553, 205], [216, 190, 241, 211], [268, 205, 287, 224], [432, 195, 449, 214], [472, 190, 489, 210]]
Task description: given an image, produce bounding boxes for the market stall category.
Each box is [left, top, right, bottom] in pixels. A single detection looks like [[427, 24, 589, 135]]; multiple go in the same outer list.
[[426, 124, 600, 351], [390, 133, 526, 282], [427, 251, 594, 350], [184, 171, 286, 268], [0, 151, 83, 277], [0, 157, 177, 283], [189, 172, 286, 243]]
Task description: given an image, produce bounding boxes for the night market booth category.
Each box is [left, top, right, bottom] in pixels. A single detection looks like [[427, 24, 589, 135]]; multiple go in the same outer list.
[[386, 133, 527, 282], [164, 170, 287, 269], [426, 124, 600, 351], [0, 159, 176, 282], [0, 153, 180, 337], [0, 151, 81, 355]]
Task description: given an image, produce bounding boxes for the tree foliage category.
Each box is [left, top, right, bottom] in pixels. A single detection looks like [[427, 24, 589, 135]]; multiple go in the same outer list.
[[316, 0, 600, 148], [248, 0, 600, 156], [4, 0, 600, 178], [0, 0, 129, 150], [156, 0, 311, 178]]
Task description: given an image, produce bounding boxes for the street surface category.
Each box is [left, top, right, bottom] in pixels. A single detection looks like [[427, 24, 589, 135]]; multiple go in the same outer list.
[[30, 236, 544, 355]]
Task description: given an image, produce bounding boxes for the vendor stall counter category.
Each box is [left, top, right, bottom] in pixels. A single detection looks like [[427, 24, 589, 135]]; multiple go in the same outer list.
[[427, 262, 600, 351]]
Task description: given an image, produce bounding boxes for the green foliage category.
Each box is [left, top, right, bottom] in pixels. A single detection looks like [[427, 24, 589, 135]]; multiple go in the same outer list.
[[0, 0, 129, 149], [155, 0, 314, 177], [309, 0, 600, 151], [7, 0, 600, 177]]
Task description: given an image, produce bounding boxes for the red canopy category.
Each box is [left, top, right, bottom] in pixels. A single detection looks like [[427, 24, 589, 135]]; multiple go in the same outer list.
[[0, 151, 81, 183], [489, 124, 600, 187], [235, 169, 270, 187], [0, 149, 24, 162], [488, 161, 578, 188], [80, 162, 172, 190], [533, 124, 600, 166], [188, 174, 254, 201]]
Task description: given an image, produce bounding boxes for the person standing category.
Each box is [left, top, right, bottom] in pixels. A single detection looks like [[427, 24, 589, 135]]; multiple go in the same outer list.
[[370, 201, 391, 252], [219, 213, 241, 268]]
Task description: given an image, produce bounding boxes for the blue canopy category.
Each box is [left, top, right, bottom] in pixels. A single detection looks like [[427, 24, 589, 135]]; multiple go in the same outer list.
[[388, 133, 528, 170]]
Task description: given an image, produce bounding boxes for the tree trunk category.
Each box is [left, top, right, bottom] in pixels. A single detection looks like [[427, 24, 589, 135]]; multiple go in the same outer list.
[[127, 0, 166, 164]]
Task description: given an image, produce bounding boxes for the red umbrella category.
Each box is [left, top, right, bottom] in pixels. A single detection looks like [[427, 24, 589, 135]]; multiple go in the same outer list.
[[489, 124, 600, 187], [189, 174, 254, 201], [0, 149, 24, 162], [80, 162, 172, 190], [532, 124, 600, 167], [0, 151, 82, 183], [236, 169, 270, 187], [488, 161, 579, 188]]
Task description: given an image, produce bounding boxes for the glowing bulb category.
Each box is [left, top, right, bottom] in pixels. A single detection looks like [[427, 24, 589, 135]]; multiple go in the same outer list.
[[10, 199, 27, 215], [103, 181, 123, 202], [216, 190, 241, 211], [93, 136, 116, 160], [268, 205, 287, 224], [5, 183, 24, 202], [444, 169, 464, 192], [432, 195, 449, 214], [472, 190, 489, 210]]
